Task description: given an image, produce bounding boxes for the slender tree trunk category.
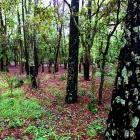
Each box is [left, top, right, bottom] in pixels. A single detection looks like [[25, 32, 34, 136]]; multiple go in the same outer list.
[[98, 36, 111, 105], [1, 51, 3, 71], [22, 0, 29, 75], [17, 11, 23, 74], [41, 58, 44, 73], [89, 64, 97, 113], [98, 0, 120, 105], [34, 0, 38, 76], [97, 42, 103, 68], [83, 0, 92, 81], [65, 0, 79, 104]]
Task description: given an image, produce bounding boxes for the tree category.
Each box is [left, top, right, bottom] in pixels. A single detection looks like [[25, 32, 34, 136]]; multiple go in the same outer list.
[[83, 0, 92, 81], [105, 0, 140, 139], [22, 0, 29, 75], [34, 0, 39, 76], [17, 10, 23, 74], [65, 0, 79, 104]]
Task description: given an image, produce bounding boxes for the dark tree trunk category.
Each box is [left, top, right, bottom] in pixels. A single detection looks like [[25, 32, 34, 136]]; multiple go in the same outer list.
[[97, 42, 103, 68], [1, 51, 3, 71], [65, 0, 79, 104], [84, 56, 90, 80], [30, 66, 37, 88], [41, 58, 44, 73], [17, 11, 23, 74], [54, 25, 62, 72], [0, 7, 7, 72], [48, 59, 51, 73], [98, 37, 110, 106], [34, 0, 38, 76], [22, 0, 29, 75], [14, 51, 17, 67], [64, 61, 67, 69], [79, 63, 81, 73], [105, 0, 140, 139], [6, 55, 9, 72], [83, 0, 92, 81]]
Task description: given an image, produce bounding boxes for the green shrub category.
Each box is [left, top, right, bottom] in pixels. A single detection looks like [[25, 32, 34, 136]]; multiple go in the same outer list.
[[78, 89, 85, 97], [95, 72, 101, 76], [59, 73, 67, 81]]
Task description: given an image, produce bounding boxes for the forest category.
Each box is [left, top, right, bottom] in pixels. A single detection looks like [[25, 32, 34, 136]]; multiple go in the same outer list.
[[0, 0, 140, 139]]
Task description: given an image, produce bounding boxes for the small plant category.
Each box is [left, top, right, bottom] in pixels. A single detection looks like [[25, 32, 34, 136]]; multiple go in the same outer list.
[[59, 73, 67, 81], [89, 98, 98, 114], [83, 104, 88, 108], [87, 125, 97, 137], [87, 92, 91, 97], [1, 73, 16, 96], [78, 89, 85, 97], [92, 115, 106, 135], [14, 73, 24, 88], [45, 75, 50, 80], [57, 105, 63, 111], [8, 117, 24, 128], [25, 125, 38, 134]]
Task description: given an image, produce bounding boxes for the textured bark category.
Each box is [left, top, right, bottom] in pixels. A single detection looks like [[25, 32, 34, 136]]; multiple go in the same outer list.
[[0, 7, 7, 72], [105, 0, 140, 139], [83, 0, 92, 81], [30, 66, 37, 88], [65, 0, 79, 104]]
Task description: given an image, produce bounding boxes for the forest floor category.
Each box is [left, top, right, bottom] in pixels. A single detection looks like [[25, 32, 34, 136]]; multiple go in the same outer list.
[[0, 64, 115, 140]]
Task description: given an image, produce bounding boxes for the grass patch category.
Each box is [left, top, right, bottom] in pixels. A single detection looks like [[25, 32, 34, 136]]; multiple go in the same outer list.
[[0, 89, 45, 127]]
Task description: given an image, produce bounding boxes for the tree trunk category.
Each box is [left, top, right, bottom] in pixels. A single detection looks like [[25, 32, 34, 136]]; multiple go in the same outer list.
[[105, 0, 140, 139], [64, 61, 67, 69], [22, 0, 29, 75], [79, 63, 81, 73], [89, 64, 97, 114], [1, 51, 3, 71], [83, 0, 92, 81], [17, 11, 23, 74], [84, 55, 90, 80], [34, 0, 38, 76], [30, 66, 37, 88], [48, 59, 51, 73], [65, 0, 79, 104], [41, 58, 44, 73]]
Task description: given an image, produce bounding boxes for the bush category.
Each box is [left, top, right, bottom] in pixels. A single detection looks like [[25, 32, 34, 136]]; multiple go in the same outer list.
[[59, 73, 67, 81]]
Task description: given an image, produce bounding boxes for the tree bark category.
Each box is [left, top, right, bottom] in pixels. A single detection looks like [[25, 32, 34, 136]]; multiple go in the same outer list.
[[22, 0, 29, 75], [34, 0, 38, 76], [105, 0, 140, 139], [65, 0, 79, 104], [30, 66, 37, 88], [83, 0, 92, 81], [17, 11, 23, 74]]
